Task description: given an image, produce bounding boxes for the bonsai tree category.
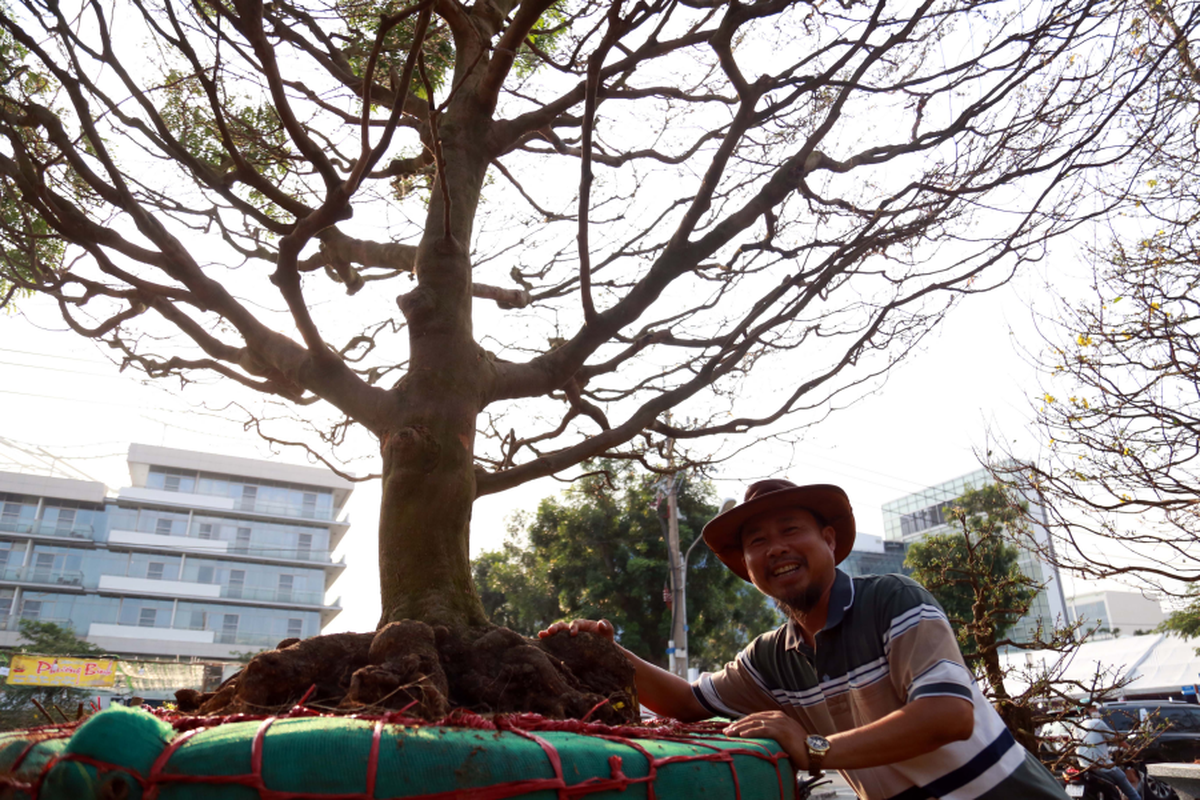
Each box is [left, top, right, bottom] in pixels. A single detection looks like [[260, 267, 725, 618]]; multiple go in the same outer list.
[[0, 0, 1172, 715]]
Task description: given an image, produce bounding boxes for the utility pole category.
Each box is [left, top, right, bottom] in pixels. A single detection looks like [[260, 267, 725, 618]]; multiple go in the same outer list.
[[663, 438, 687, 677]]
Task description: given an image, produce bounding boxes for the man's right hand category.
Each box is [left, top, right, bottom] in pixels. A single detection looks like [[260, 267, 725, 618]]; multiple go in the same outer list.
[[539, 617, 710, 722], [537, 619, 615, 642]]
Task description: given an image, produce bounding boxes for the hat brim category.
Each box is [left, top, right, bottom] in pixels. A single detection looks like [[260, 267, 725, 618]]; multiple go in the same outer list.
[[702, 484, 855, 582]]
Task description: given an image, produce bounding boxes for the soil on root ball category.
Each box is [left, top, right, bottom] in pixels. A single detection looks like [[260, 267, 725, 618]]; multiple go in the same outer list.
[[175, 621, 639, 724]]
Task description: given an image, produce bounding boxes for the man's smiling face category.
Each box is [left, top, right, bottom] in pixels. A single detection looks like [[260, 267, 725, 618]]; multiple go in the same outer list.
[[739, 507, 838, 614]]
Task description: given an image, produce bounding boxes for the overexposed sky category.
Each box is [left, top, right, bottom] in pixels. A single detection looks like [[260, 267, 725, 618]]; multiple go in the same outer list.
[[0, 256, 1107, 634]]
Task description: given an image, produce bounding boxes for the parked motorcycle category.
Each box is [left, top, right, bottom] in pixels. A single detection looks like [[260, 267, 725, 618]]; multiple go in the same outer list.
[[1061, 762, 1178, 800]]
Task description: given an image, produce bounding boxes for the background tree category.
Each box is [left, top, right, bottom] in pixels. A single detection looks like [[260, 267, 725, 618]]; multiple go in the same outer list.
[[996, 0, 1200, 593], [905, 483, 1046, 752], [474, 464, 778, 672], [0, 620, 103, 730], [1157, 587, 1200, 639], [0, 0, 1180, 711]]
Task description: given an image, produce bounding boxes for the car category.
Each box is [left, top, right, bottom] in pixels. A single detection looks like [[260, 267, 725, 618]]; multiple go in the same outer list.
[[1099, 701, 1200, 765]]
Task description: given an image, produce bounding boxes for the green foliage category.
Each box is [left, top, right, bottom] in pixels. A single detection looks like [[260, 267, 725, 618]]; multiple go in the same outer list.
[[0, 23, 64, 307], [12, 619, 103, 657], [336, 0, 456, 97], [156, 70, 292, 221], [473, 463, 779, 671], [1157, 587, 1200, 639], [904, 484, 1038, 659], [0, 620, 104, 730]]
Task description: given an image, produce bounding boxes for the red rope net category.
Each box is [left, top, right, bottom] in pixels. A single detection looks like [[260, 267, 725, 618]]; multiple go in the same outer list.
[[0, 698, 794, 800]]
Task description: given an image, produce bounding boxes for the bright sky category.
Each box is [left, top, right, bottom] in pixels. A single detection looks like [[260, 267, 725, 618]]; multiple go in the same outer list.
[[0, 254, 1109, 635]]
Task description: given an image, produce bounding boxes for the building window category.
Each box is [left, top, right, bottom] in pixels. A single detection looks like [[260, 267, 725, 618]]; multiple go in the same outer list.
[[297, 533, 312, 560], [155, 518, 173, 536], [234, 528, 251, 554], [287, 618, 303, 639], [20, 600, 41, 619], [54, 508, 76, 533], [239, 485, 258, 512], [278, 574, 294, 602], [228, 569, 245, 599], [197, 523, 213, 540], [219, 613, 239, 643], [0, 502, 19, 526], [301, 492, 317, 518], [147, 562, 165, 581], [164, 475, 181, 492], [899, 500, 956, 538], [189, 610, 207, 630], [138, 608, 157, 627], [197, 566, 215, 584], [33, 553, 55, 576]]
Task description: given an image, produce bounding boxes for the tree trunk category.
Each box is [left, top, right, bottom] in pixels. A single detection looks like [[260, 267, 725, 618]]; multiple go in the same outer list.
[[978, 643, 1039, 754], [377, 232, 490, 629]]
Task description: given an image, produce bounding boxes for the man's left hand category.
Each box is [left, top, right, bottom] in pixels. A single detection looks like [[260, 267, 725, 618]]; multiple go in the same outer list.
[[726, 711, 810, 769]]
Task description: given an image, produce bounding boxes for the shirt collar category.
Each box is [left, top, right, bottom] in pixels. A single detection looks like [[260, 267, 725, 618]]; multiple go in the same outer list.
[[784, 568, 854, 651]]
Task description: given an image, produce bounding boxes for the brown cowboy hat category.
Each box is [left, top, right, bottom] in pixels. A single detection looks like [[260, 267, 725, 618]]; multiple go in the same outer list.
[[702, 479, 856, 582]]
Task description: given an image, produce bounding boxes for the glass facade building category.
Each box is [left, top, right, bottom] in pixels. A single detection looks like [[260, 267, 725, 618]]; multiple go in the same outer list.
[[881, 466, 1069, 645], [0, 444, 352, 660]]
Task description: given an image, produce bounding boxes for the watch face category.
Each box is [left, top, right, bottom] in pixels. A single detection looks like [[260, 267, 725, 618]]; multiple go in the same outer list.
[[807, 734, 831, 754]]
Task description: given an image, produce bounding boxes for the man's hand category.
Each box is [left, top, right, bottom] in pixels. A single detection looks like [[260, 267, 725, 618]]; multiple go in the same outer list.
[[537, 619, 615, 642], [726, 711, 811, 768], [538, 618, 710, 723]]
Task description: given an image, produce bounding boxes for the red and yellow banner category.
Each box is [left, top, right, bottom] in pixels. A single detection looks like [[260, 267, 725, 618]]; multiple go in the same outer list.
[[6, 655, 117, 688]]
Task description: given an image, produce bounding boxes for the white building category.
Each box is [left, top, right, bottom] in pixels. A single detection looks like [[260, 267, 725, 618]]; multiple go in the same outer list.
[[1069, 590, 1165, 638], [0, 444, 351, 660]]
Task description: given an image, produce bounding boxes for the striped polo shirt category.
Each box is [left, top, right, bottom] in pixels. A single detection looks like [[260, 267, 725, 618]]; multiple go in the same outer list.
[[691, 570, 1067, 800]]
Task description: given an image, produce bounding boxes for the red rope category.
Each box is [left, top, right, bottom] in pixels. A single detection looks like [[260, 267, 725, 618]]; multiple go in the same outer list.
[[0, 710, 793, 800]]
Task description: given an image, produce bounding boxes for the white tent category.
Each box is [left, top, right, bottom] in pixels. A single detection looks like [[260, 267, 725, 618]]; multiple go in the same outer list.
[[997, 634, 1200, 700]]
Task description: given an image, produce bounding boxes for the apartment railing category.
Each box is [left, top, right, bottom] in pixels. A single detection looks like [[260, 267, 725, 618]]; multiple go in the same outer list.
[[0, 520, 94, 540], [224, 544, 345, 565], [219, 585, 327, 606], [0, 567, 85, 588], [233, 498, 333, 521]]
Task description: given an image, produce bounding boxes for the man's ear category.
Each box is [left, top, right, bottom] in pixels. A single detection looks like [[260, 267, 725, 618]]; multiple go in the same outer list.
[[821, 525, 837, 553]]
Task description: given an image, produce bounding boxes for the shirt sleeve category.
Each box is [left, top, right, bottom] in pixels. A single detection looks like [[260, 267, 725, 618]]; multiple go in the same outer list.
[[877, 575, 976, 705], [690, 646, 783, 719]]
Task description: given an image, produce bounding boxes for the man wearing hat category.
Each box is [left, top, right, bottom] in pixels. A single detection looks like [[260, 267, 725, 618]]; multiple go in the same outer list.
[[540, 479, 1068, 799]]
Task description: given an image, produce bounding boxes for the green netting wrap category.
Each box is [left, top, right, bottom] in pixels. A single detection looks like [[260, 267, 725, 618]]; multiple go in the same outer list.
[[0, 705, 796, 799]]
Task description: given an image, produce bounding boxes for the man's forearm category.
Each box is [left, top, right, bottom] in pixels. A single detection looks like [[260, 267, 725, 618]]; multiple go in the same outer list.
[[823, 696, 975, 770], [618, 643, 711, 722]]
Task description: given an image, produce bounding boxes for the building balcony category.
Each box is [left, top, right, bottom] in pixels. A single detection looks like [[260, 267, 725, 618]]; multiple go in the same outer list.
[[0, 566, 85, 590], [0, 519, 95, 543], [104, 529, 347, 571], [96, 574, 334, 610], [107, 528, 229, 555], [98, 574, 221, 600], [88, 622, 216, 644], [116, 487, 349, 526], [87, 622, 297, 650], [219, 585, 327, 607]]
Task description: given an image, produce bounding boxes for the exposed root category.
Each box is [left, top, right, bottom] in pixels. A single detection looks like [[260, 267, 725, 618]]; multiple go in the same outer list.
[[177, 622, 639, 725]]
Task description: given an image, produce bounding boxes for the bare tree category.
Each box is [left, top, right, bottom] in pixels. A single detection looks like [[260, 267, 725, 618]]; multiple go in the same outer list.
[[996, 0, 1200, 592], [0, 0, 1180, 712]]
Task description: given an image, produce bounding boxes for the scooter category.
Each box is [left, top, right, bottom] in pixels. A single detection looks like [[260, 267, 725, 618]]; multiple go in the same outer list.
[[1061, 762, 1179, 800], [1061, 765, 1120, 799], [797, 771, 833, 799]]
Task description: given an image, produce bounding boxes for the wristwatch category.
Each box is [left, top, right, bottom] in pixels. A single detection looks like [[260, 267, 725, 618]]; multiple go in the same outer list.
[[805, 734, 831, 777]]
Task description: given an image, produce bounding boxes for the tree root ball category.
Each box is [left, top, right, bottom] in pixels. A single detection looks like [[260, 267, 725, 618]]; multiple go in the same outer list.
[[177, 622, 639, 724]]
